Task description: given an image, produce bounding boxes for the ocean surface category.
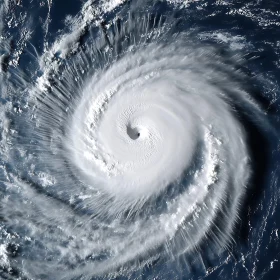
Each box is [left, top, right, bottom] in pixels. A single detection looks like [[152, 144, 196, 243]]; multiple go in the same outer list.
[[0, 1, 280, 279]]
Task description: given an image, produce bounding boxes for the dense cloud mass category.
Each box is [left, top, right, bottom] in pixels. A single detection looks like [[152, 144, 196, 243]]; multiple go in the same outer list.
[[0, 1, 279, 280]]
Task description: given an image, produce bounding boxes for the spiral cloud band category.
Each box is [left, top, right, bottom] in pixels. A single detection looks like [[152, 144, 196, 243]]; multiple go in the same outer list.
[[70, 43, 249, 206], [36, 36, 252, 277], [1, 6, 266, 279]]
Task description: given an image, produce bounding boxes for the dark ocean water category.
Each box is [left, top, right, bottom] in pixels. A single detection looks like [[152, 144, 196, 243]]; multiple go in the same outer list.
[[0, 0, 280, 279]]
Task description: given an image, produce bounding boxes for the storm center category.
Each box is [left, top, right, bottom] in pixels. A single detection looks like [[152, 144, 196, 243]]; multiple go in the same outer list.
[[127, 125, 140, 140]]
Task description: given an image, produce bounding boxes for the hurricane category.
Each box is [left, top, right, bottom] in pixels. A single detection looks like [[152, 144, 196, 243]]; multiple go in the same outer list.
[[0, 0, 280, 280]]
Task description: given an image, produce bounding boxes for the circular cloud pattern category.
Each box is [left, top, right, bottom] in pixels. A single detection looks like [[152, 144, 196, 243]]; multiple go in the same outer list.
[[31, 36, 254, 278], [1, 2, 277, 279]]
